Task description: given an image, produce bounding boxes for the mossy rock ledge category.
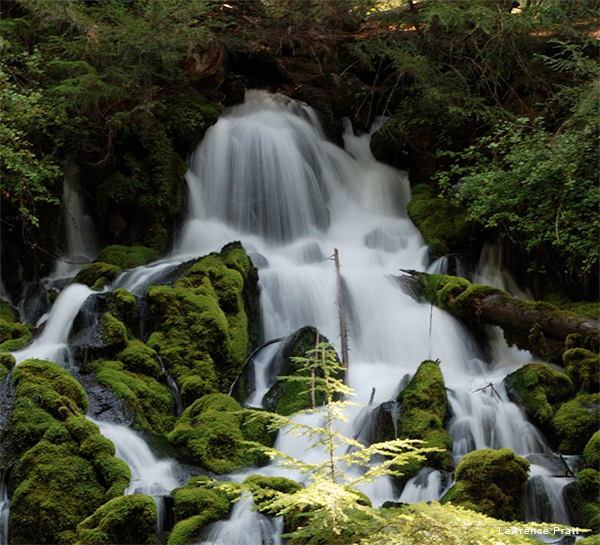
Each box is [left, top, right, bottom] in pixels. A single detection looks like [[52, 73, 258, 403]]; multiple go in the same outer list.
[[8, 360, 131, 545], [441, 448, 530, 521]]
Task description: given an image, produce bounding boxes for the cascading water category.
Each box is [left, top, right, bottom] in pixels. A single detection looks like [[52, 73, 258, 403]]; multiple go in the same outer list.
[[92, 420, 185, 532], [52, 157, 99, 279]]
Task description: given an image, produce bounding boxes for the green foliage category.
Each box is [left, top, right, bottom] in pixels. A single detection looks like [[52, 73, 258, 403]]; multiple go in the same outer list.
[[398, 360, 453, 471], [504, 363, 574, 428], [563, 348, 600, 394], [583, 431, 600, 469], [75, 494, 157, 545], [406, 184, 473, 259], [96, 245, 158, 269], [442, 448, 530, 521], [9, 360, 131, 544], [552, 394, 600, 454]]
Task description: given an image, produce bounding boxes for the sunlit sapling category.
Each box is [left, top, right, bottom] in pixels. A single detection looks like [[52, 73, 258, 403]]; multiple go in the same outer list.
[[239, 341, 437, 544]]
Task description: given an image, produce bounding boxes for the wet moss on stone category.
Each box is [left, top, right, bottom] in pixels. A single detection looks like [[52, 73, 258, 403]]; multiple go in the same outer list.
[[504, 363, 573, 429], [100, 313, 128, 348], [9, 360, 131, 544], [168, 476, 232, 545], [107, 289, 139, 332], [441, 448, 529, 521], [75, 494, 157, 545], [406, 184, 474, 260], [398, 360, 453, 471], [0, 301, 17, 323], [0, 352, 15, 382], [167, 393, 268, 474], [563, 347, 600, 394], [0, 319, 31, 352], [96, 245, 158, 270], [552, 394, 600, 454], [72, 262, 122, 291], [583, 431, 600, 469]]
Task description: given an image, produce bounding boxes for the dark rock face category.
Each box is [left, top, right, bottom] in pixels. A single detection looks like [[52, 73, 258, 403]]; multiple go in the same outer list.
[[71, 371, 134, 427]]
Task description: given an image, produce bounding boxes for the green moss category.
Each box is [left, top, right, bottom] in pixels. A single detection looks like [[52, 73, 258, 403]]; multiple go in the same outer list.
[[584, 431, 600, 469], [167, 393, 267, 473], [73, 262, 122, 291], [552, 394, 600, 454], [0, 352, 15, 382], [398, 360, 453, 471], [9, 360, 131, 544], [442, 448, 529, 521], [100, 313, 128, 347], [119, 340, 160, 376], [97, 245, 159, 269], [146, 245, 257, 407], [505, 363, 574, 428], [578, 535, 600, 545], [168, 477, 232, 545], [563, 348, 600, 394], [95, 359, 175, 436], [75, 494, 157, 545], [0, 301, 16, 323], [0, 319, 31, 352], [406, 184, 474, 259], [107, 289, 138, 328], [243, 475, 302, 514], [579, 469, 600, 502]]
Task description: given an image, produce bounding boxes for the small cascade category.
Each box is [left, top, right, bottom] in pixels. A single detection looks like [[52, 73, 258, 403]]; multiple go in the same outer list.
[[111, 261, 182, 296], [53, 157, 99, 279], [12, 283, 93, 366], [246, 342, 283, 408], [522, 465, 572, 525], [0, 474, 9, 545], [474, 243, 531, 300], [197, 493, 282, 545], [157, 356, 183, 417], [398, 468, 452, 504], [92, 420, 184, 532], [427, 254, 471, 279]]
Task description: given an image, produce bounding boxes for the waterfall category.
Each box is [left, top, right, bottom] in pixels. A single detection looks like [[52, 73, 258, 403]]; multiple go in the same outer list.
[[12, 283, 93, 366], [0, 474, 9, 545], [52, 157, 99, 279], [197, 493, 282, 545], [92, 419, 184, 532]]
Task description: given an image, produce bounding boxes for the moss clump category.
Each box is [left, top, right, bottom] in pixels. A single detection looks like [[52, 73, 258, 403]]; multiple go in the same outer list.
[[95, 359, 175, 436], [0, 301, 16, 322], [243, 475, 302, 514], [0, 319, 31, 352], [578, 536, 600, 545], [119, 340, 160, 376], [107, 289, 138, 330], [442, 448, 529, 521], [100, 312, 128, 348], [97, 245, 158, 269], [563, 347, 600, 394], [9, 360, 131, 544], [73, 262, 122, 291], [75, 494, 157, 545], [552, 394, 600, 454], [398, 360, 453, 471], [167, 393, 267, 473], [146, 244, 257, 407], [574, 469, 600, 533], [168, 476, 231, 545], [263, 327, 335, 416], [406, 184, 474, 259], [584, 431, 600, 469], [0, 352, 15, 382], [504, 363, 573, 429]]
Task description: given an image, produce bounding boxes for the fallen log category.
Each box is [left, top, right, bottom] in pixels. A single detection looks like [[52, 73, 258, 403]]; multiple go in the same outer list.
[[394, 270, 599, 362]]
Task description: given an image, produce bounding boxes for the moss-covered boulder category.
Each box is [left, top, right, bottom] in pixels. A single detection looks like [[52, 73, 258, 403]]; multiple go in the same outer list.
[[8, 360, 130, 544], [563, 470, 600, 534], [398, 360, 453, 471], [584, 431, 600, 469], [97, 245, 158, 270], [0, 352, 15, 382], [146, 244, 258, 407], [406, 184, 474, 259], [73, 262, 122, 291], [504, 363, 573, 431], [563, 347, 600, 394], [100, 312, 128, 349], [243, 475, 302, 515], [167, 393, 268, 474], [75, 494, 157, 545], [552, 394, 600, 454], [0, 318, 31, 352], [262, 327, 338, 416], [107, 289, 139, 333], [168, 476, 232, 545], [94, 359, 175, 436], [441, 448, 529, 521]]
